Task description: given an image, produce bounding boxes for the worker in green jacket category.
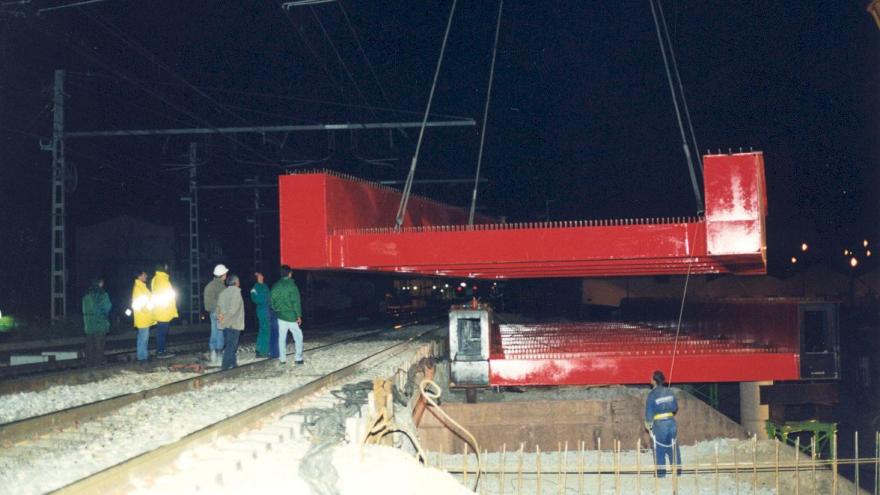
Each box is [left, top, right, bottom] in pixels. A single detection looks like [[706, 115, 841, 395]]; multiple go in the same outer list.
[[270, 265, 303, 365], [82, 277, 112, 366], [249, 272, 271, 357]]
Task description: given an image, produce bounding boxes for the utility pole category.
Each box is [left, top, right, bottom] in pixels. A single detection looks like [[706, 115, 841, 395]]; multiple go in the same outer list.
[[182, 143, 201, 324], [41, 70, 66, 321]]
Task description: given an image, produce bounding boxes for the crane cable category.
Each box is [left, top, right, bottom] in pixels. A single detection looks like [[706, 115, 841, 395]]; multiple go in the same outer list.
[[468, 0, 503, 226], [395, 0, 458, 231], [649, 0, 704, 215], [655, 0, 703, 175], [666, 225, 700, 386]]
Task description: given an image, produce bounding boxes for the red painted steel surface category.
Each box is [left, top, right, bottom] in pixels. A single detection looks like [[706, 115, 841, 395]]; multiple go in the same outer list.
[[487, 322, 800, 386], [278, 152, 767, 279]]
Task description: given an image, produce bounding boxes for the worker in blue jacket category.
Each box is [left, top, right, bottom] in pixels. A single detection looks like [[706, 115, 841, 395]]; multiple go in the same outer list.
[[645, 370, 682, 478]]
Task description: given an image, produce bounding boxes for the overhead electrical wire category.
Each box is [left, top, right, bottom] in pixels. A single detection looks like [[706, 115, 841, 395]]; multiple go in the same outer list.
[[28, 14, 281, 168], [281, 5, 349, 101], [81, 9, 275, 136], [336, 0, 412, 143], [309, 5, 381, 123], [69, 72, 471, 121], [468, 0, 503, 226], [394, 0, 458, 231]]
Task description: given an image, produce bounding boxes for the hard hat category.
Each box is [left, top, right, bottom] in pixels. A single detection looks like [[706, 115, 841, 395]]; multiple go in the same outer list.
[[213, 264, 229, 277]]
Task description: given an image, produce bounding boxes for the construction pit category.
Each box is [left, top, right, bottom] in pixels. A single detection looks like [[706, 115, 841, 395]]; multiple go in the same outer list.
[[396, 363, 864, 494]]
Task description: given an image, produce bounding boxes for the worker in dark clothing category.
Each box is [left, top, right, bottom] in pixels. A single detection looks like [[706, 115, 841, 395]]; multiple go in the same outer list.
[[82, 277, 112, 366], [270, 265, 303, 365], [645, 370, 682, 478], [249, 272, 271, 357], [268, 307, 280, 359]]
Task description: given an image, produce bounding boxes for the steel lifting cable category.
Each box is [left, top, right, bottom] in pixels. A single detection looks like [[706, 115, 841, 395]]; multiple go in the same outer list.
[[666, 223, 700, 386], [649, 0, 704, 215], [395, 0, 458, 231], [656, 0, 703, 174], [468, 0, 503, 226]]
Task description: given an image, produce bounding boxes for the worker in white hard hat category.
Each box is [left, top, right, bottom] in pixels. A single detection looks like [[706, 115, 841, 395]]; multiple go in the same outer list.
[[203, 264, 229, 367]]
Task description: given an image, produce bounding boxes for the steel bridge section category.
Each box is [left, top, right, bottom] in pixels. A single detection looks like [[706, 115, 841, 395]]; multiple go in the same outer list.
[[279, 152, 767, 279]]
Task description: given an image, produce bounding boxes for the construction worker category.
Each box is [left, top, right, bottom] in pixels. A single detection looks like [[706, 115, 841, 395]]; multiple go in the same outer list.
[[131, 270, 156, 361], [82, 277, 111, 366], [270, 265, 303, 365], [216, 274, 245, 370], [150, 263, 178, 358], [249, 272, 271, 357], [204, 264, 228, 367], [645, 370, 682, 478]]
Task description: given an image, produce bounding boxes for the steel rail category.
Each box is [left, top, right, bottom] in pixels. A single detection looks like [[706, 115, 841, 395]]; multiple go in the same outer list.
[[0, 318, 434, 445], [51, 324, 442, 495]]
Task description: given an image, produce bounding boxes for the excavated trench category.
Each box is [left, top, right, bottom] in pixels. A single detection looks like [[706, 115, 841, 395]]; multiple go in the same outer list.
[[417, 362, 747, 455]]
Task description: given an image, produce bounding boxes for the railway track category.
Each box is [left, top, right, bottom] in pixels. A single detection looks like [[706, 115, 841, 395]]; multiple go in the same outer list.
[[0, 316, 435, 441], [0, 319, 445, 495]]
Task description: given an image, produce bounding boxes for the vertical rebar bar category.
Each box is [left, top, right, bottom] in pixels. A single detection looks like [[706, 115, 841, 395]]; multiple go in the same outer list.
[[615, 440, 621, 495], [517, 443, 524, 495], [812, 435, 817, 493], [856, 431, 860, 492], [561, 441, 568, 495], [734, 443, 739, 495], [500, 443, 507, 495], [636, 438, 642, 495], [598, 437, 602, 495], [795, 437, 800, 495], [833, 431, 839, 495], [775, 438, 780, 494], [672, 438, 678, 494], [536, 444, 542, 495], [752, 435, 758, 493], [577, 441, 584, 495], [715, 442, 720, 495], [875, 432, 879, 495], [481, 449, 488, 495]]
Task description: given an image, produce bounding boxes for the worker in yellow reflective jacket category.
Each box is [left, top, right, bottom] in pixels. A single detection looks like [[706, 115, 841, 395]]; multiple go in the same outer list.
[[150, 263, 178, 358], [131, 270, 156, 361]]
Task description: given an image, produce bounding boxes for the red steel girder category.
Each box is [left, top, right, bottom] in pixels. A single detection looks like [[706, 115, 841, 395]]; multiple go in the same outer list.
[[487, 321, 799, 386], [279, 152, 767, 279]]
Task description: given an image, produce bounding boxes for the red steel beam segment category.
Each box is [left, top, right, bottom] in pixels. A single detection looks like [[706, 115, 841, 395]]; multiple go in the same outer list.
[[488, 353, 800, 386], [278, 152, 768, 279]]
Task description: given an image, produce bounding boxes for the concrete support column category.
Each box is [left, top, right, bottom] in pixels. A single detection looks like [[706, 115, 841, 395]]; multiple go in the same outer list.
[[740, 381, 772, 439]]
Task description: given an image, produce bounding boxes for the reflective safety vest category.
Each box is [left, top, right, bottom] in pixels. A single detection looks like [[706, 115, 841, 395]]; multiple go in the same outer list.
[[150, 271, 179, 323], [131, 279, 157, 329]]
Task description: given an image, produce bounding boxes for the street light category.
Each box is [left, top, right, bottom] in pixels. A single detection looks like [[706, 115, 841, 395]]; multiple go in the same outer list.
[[844, 249, 850, 256], [851, 257, 859, 268], [867, 250, 873, 257], [790, 256, 798, 264], [864, 240, 869, 248], [801, 243, 808, 252]]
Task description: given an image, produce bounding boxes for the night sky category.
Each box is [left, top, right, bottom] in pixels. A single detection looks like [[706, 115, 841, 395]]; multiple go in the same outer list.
[[0, 1, 877, 317]]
